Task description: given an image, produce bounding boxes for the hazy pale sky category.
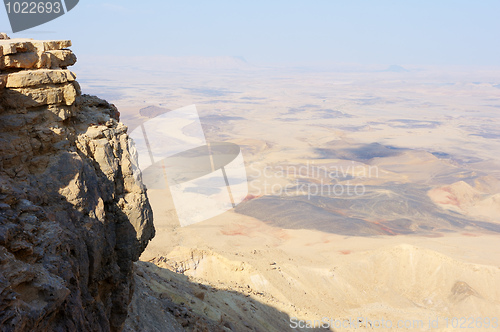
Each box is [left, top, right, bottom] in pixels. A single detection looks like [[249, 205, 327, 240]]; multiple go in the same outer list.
[[1, 0, 499, 66]]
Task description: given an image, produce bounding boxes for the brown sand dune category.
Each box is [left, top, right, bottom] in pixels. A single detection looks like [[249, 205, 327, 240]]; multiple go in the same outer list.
[[429, 181, 500, 224]]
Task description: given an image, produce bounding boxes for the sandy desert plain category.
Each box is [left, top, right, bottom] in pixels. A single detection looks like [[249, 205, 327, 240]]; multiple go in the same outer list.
[[76, 56, 500, 331]]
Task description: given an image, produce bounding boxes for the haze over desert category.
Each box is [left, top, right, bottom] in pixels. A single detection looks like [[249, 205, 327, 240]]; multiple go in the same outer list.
[[74, 57, 500, 331]]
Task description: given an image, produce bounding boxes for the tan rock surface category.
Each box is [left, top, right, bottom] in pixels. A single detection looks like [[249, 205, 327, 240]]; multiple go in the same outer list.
[[0, 39, 73, 69], [2, 69, 75, 88]]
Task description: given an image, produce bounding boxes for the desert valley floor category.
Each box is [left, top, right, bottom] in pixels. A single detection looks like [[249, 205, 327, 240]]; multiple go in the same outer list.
[[77, 57, 500, 331]]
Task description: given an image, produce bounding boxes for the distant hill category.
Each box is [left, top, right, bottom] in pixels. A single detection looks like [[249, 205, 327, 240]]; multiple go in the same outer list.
[[384, 64, 409, 72], [153, 56, 251, 70]]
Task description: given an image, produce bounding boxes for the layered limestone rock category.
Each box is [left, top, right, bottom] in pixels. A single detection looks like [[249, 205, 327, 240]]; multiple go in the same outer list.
[[0, 38, 75, 70], [0, 36, 155, 331]]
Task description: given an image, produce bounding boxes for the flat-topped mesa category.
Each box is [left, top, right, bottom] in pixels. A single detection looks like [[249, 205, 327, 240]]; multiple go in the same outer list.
[[0, 35, 154, 331], [0, 36, 79, 109]]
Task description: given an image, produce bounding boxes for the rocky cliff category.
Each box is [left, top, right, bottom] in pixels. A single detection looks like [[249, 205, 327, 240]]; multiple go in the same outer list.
[[0, 36, 155, 331]]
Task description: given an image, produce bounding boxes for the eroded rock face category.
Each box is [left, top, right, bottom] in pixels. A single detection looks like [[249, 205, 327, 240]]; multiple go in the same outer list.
[[0, 38, 154, 331]]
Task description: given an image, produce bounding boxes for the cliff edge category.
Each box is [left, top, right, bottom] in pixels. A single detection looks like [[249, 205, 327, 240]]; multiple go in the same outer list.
[[0, 36, 155, 331]]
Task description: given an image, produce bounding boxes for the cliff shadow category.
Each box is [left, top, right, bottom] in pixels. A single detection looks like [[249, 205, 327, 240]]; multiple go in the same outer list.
[[125, 261, 334, 332]]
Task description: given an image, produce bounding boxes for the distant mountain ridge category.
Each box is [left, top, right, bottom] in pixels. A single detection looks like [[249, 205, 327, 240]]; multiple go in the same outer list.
[[78, 55, 254, 71]]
